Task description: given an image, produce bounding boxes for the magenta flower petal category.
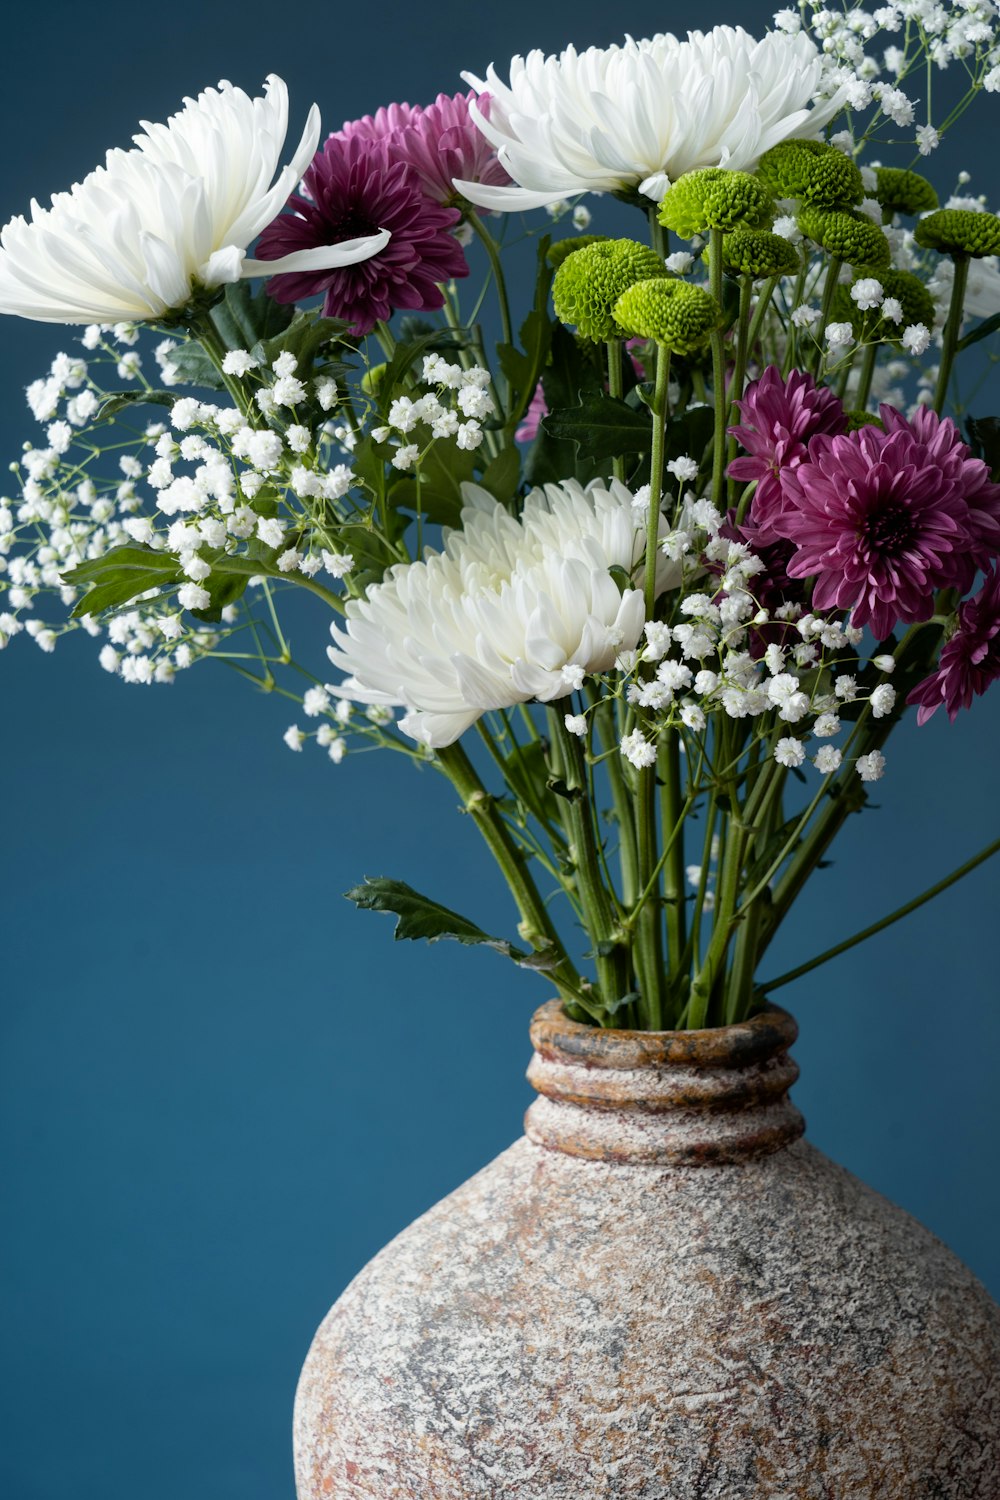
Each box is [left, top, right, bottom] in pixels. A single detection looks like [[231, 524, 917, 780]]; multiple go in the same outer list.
[[334, 91, 510, 207], [908, 565, 1000, 723], [255, 135, 470, 336], [727, 366, 847, 540], [775, 425, 974, 639]]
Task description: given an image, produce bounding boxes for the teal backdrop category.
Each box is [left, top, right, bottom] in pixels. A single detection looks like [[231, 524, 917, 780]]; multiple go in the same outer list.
[[1, 2, 998, 1497]]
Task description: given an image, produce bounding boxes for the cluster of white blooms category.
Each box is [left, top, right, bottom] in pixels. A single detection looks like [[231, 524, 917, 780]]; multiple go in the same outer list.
[[775, 2, 1000, 153], [611, 501, 893, 783], [371, 355, 498, 465], [0, 326, 370, 682]]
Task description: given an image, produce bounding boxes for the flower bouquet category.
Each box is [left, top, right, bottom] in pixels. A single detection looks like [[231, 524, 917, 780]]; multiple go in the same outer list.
[[2, 3, 999, 1494]]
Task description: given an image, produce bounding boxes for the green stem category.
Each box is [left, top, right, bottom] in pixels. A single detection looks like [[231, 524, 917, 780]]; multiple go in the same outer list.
[[607, 339, 625, 484], [708, 229, 728, 507], [191, 316, 253, 414], [934, 254, 969, 415], [726, 275, 754, 503], [467, 212, 514, 350], [660, 730, 687, 978], [854, 342, 879, 412], [745, 274, 780, 364], [644, 345, 671, 624], [814, 256, 843, 377], [550, 707, 629, 1008], [593, 691, 640, 906], [435, 742, 589, 1011], [760, 834, 1000, 995], [648, 209, 668, 261]]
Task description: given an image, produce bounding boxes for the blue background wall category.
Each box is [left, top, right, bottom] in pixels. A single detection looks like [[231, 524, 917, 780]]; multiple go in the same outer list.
[[1, 3, 998, 1497]]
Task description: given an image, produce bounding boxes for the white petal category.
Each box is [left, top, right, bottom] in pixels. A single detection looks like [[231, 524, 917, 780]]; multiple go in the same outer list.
[[242, 228, 390, 279]]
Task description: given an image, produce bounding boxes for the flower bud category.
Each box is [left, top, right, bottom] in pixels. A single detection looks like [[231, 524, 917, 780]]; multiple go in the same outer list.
[[658, 168, 772, 239], [612, 278, 722, 354], [757, 140, 863, 209], [552, 238, 666, 342]]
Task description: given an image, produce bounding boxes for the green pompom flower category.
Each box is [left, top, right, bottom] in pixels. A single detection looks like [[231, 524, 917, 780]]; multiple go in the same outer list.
[[874, 167, 938, 218], [756, 140, 863, 209], [798, 207, 891, 268], [612, 278, 722, 354], [914, 209, 1000, 258], [552, 238, 666, 342], [658, 168, 772, 239], [722, 229, 801, 280], [546, 235, 608, 271]]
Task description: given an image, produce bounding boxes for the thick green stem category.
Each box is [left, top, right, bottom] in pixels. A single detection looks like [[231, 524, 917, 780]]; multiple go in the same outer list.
[[467, 212, 514, 350], [708, 229, 728, 507], [593, 692, 640, 906], [726, 275, 754, 503], [644, 345, 671, 624], [760, 834, 1000, 995], [435, 742, 589, 1010], [607, 339, 625, 483], [660, 730, 687, 979], [550, 706, 629, 1008], [814, 256, 843, 377], [934, 254, 969, 415], [854, 341, 879, 412]]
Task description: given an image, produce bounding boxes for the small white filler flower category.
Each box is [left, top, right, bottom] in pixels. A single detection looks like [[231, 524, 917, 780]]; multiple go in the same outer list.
[[0, 76, 390, 324], [327, 479, 680, 748]]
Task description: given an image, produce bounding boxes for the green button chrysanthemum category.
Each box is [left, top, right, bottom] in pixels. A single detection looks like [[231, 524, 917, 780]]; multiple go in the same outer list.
[[546, 234, 608, 271], [552, 238, 667, 342], [797, 207, 891, 268], [914, 209, 1000, 258], [612, 278, 722, 353], [658, 168, 772, 239], [722, 229, 801, 279], [756, 140, 863, 208], [873, 167, 938, 218]]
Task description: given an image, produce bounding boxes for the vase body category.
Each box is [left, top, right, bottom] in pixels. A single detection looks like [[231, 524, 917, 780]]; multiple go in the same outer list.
[[294, 1004, 999, 1499]]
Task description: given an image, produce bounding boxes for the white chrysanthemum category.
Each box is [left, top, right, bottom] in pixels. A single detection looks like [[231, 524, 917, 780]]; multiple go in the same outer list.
[[456, 26, 848, 210], [0, 76, 390, 324], [327, 480, 679, 748]]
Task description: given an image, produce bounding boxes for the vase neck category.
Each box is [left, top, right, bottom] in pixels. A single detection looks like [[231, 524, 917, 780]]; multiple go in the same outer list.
[[524, 1002, 804, 1167]]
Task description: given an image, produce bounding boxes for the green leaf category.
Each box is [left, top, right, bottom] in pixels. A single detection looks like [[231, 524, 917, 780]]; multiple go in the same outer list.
[[541, 393, 652, 461], [957, 311, 1000, 352], [209, 280, 295, 352], [251, 309, 352, 373], [499, 236, 555, 426], [388, 442, 478, 528], [344, 876, 555, 968], [63, 545, 182, 617], [477, 445, 521, 505], [95, 390, 178, 424], [163, 343, 225, 390]]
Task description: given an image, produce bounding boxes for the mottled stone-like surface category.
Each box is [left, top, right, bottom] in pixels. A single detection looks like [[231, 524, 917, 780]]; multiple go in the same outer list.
[[294, 1007, 1000, 1498]]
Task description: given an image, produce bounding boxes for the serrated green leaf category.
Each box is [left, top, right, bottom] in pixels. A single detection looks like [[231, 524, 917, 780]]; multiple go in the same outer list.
[[95, 390, 178, 424], [541, 394, 651, 461], [345, 876, 556, 969], [163, 343, 225, 390], [251, 309, 352, 373], [210, 280, 295, 351], [63, 545, 183, 617]]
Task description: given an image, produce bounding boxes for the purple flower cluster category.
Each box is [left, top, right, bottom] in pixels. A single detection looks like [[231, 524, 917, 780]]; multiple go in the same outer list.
[[727, 367, 1000, 722], [256, 92, 506, 336]]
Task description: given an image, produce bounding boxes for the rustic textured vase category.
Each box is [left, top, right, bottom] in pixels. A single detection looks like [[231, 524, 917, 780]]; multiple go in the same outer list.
[[294, 1004, 1000, 1499]]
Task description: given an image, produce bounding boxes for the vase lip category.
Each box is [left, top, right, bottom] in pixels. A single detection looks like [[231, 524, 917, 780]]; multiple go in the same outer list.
[[530, 999, 798, 1072]]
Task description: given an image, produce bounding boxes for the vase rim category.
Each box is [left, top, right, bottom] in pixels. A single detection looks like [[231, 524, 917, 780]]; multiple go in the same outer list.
[[530, 999, 798, 1072]]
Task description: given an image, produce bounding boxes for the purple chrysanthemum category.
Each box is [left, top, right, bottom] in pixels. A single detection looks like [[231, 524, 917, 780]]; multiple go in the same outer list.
[[908, 565, 1000, 724], [879, 404, 1000, 592], [335, 92, 510, 207], [775, 425, 974, 640], [255, 134, 469, 335], [727, 366, 847, 540]]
